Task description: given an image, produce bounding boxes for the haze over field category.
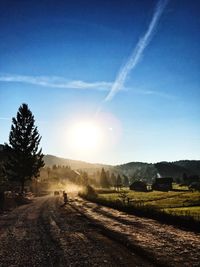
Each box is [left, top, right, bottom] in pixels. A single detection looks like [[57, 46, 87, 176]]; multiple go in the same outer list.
[[0, 0, 200, 164]]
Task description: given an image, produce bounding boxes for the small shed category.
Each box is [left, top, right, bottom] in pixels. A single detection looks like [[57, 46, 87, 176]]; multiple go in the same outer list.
[[152, 177, 173, 191], [189, 182, 200, 191], [130, 181, 147, 192]]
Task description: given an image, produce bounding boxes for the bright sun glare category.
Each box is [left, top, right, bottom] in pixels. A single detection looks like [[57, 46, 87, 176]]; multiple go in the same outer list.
[[68, 121, 103, 152]]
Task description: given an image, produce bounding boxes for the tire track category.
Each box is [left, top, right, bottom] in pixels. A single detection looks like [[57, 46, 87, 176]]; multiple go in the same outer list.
[[48, 197, 153, 267], [71, 196, 200, 267]]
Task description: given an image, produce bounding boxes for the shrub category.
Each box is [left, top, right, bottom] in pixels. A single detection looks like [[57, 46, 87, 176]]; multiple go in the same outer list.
[[80, 185, 97, 199]]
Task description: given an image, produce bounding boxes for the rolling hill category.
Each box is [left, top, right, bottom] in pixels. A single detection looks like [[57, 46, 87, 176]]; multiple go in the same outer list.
[[44, 154, 111, 172], [44, 154, 200, 182], [1, 144, 199, 182]]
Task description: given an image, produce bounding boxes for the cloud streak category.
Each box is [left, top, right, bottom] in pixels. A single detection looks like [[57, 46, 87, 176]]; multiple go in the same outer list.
[[0, 73, 174, 100], [104, 0, 169, 101], [0, 73, 112, 91], [132, 88, 175, 100]]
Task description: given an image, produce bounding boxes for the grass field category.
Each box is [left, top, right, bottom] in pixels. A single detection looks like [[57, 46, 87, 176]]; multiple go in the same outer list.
[[164, 206, 200, 221], [89, 188, 200, 222]]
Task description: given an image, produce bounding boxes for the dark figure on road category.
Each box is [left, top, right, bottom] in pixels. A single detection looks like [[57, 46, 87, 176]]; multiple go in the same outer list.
[[60, 191, 68, 207], [63, 191, 68, 205]]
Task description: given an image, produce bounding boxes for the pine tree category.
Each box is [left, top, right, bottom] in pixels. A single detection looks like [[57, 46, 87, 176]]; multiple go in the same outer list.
[[5, 103, 44, 193], [110, 173, 116, 186], [116, 174, 122, 186], [100, 168, 110, 188], [82, 171, 89, 186], [106, 170, 110, 180], [116, 174, 122, 191], [123, 175, 129, 187]]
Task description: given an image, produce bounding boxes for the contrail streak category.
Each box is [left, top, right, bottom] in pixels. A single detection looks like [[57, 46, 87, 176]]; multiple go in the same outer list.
[[105, 0, 169, 101]]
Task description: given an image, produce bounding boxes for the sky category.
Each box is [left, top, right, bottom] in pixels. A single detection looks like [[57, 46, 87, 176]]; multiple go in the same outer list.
[[0, 0, 200, 164]]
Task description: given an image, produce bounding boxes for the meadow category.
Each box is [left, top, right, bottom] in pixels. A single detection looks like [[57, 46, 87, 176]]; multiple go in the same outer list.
[[80, 186, 200, 230], [97, 190, 200, 220]]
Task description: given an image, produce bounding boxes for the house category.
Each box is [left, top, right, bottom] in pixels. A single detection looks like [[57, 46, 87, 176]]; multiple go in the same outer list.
[[130, 181, 147, 192], [189, 182, 200, 191], [152, 177, 173, 191]]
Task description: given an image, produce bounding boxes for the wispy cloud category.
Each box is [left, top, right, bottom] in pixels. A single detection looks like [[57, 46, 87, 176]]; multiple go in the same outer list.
[[0, 73, 174, 100], [0, 73, 112, 91], [105, 0, 169, 101], [132, 88, 175, 99]]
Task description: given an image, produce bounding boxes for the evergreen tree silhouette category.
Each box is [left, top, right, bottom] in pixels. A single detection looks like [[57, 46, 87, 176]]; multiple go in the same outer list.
[[123, 175, 129, 187], [116, 174, 122, 186], [5, 103, 44, 193], [100, 168, 110, 188], [110, 173, 116, 186]]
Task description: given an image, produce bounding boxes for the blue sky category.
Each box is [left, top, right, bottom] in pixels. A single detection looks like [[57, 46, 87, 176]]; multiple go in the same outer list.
[[0, 0, 200, 164]]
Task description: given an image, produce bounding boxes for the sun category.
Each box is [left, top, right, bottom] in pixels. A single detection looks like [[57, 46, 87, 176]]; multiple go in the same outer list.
[[67, 121, 103, 152]]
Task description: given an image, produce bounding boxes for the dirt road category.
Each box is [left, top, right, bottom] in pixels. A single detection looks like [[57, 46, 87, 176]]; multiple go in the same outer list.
[[0, 196, 152, 267], [0, 195, 199, 267]]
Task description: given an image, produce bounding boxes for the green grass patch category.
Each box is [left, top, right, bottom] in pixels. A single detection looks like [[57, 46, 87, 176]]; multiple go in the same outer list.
[[99, 191, 200, 206], [172, 183, 189, 191], [164, 206, 200, 221], [90, 190, 200, 222]]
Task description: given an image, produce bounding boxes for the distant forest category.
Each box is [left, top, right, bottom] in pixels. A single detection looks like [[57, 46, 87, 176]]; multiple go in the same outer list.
[[1, 145, 200, 189], [43, 154, 200, 184]]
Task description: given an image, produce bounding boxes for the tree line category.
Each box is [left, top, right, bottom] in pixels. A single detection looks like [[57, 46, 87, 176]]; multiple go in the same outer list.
[[40, 165, 129, 189]]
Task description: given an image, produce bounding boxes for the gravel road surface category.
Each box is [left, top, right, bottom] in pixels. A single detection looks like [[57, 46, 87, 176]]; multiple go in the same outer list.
[[0, 195, 199, 267], [0, 196, 152, 267]]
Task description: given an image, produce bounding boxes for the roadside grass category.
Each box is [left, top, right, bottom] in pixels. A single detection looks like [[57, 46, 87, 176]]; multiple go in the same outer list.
[[164, 206, 200, 221], [80, 187, 200, 230], [98, 191, 200, 208], [172, 183, 189, 191], [99, 191, 184, 203]]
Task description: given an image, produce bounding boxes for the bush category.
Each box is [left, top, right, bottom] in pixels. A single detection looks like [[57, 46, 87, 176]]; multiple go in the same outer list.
[[81, 185, 97, 199], [96, 188, 117, 194]]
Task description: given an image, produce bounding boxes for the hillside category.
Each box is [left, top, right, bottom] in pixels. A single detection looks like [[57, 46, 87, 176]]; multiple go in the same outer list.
[[114, 162, 157, 183], [116, 160, 200, 181], [44, 155, 200, 182], [174, 160, 200, 175], [44, 154, 111, 173], [1, 146, 199, 181]]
